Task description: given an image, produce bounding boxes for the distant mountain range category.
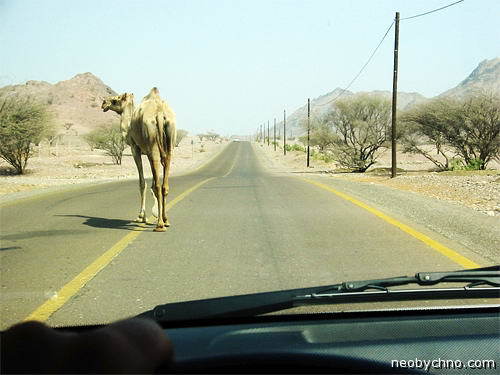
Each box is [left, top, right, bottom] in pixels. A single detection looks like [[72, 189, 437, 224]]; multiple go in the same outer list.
[[0, 58, 498, 137], [282, 57, 499, 136]]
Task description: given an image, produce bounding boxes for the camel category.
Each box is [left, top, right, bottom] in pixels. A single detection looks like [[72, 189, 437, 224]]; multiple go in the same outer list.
[[101, 88, 176, 231]]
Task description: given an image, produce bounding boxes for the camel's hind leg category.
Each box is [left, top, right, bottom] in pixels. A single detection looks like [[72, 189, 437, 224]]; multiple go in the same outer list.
[[148, 152, 166, 232], [131, 145, 147, 223], [161, 137, 173, 227]]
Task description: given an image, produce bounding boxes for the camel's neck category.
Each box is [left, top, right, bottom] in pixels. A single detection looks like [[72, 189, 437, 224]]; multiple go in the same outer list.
[[119, 102, 135, 134]]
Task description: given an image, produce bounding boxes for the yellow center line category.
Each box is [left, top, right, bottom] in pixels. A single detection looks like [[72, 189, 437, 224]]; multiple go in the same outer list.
[[24, 177, 216, 323], [223, 148, 239, 177], [299, 177, 481, 269]]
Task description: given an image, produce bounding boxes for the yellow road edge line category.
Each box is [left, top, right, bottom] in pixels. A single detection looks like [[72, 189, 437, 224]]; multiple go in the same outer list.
[[24, 177, 216, 323], [299, 177, 481, 269]]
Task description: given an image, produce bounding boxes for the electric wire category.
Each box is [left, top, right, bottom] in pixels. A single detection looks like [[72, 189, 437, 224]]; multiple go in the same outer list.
[[314, 20, 395, 108], [401, 0, 464, 20]]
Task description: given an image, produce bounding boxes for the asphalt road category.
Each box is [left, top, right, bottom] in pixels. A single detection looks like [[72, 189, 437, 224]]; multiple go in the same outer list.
[[0, 141, 494, 329]]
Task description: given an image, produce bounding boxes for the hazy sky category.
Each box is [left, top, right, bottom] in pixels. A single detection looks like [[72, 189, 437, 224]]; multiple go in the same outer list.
[[1, 0, 499, 135]]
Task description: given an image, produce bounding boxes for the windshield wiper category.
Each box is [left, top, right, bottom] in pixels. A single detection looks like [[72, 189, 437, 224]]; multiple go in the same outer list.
[[137, 265, 500, 322]]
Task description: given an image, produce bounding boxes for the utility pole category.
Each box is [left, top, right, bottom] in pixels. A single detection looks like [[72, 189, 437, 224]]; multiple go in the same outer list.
[[267, 120, 270, 146], [273, 118, 276, 151], [307, 98, 310, 167], [391, 12, 400, 178], [283, 110, 287, 156]]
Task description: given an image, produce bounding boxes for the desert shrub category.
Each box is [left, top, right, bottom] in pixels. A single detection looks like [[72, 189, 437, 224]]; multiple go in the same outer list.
[[313, 151, 334, 163], [330, 95, 391, 172], [83, 123, 125, 164], [0, 95, 54, 174], [198, 131, 220, 142], [175, 129, 188, 147], [450, 157, 484, 171], [299, 115, 337, 152], [400, 92, 500, 170], [285, 144, 305, 152]]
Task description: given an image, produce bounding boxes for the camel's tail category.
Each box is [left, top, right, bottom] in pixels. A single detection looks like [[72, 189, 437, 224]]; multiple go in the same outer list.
[[156, 112, 167, 161]]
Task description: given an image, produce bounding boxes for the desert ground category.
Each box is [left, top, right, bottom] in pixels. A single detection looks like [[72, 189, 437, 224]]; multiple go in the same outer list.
[[255, 141, 500, 217], [0, 136, 229, 197]]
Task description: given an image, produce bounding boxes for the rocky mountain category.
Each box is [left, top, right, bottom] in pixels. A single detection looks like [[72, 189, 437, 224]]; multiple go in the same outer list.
[[282, 57, 499, 137], [0, 72, 119, 135], [282, 88, 427, 136], [439, 57, 500, 98]]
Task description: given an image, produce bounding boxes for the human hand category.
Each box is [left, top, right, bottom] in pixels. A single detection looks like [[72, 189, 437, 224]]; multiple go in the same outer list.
[[1, 318, 173, 373]]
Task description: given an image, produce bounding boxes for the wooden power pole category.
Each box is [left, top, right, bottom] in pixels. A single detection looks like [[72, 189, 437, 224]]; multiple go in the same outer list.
[[273, 118, 276, 151], [391, 12, 400, 178], [283, 110, 286, 155], [307, 98, 310, 167], [267, 120, 270, 146]]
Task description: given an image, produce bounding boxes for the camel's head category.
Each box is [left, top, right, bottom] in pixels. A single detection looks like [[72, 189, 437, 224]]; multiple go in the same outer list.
[[101, 93, 134, 114]]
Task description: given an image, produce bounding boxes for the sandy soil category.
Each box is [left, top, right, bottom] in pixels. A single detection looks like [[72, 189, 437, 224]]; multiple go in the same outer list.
[[0, 136, 229, 196], [255, 142, 500, 216]]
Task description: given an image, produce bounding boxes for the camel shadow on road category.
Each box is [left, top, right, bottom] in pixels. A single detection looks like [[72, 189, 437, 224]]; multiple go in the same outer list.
[[55, 214, 154, 231]]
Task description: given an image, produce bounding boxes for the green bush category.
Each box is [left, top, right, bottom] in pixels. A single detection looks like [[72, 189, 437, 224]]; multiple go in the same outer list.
[[313, 152, 334, 163], [0, 95, 54, 174], [285, 144, 305, 152], [450, 158, 484, 171], [83, 123, 125, 165]]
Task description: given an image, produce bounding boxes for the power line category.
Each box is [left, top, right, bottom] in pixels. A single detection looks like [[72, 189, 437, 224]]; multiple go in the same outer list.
[[401, 0, 464, 20], [311, 0, 464, 111], [280, 0, 465, 135], [314, 20, 395, 108]]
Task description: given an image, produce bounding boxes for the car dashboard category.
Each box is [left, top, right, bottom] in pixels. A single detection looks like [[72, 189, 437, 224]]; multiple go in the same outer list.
[[155, 305, 499, 374]]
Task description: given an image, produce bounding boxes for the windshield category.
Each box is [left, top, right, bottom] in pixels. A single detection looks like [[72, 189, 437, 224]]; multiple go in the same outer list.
[[0, 0, 499, 329]]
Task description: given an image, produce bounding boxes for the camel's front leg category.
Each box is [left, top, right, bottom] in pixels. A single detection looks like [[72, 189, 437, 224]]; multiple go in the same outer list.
[[131, 145, 147, 223], [148, 154, 166, 232]]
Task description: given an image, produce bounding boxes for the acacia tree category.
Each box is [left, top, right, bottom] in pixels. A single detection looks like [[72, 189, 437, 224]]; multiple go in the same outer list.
[[330, 95, 391, 172], [84, 123, 125, 165], [0, 95, 54, 174], [299, 114, 336, 152], [401, 92, 500, 170]]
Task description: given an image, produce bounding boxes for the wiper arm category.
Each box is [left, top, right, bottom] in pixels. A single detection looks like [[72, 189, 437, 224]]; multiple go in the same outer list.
[[137, 266, 500, 322], [316, 265, 500, 293]]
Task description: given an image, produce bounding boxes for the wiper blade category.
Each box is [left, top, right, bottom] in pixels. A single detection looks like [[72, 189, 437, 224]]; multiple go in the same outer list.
[[316, 265, 500, 293], [137, 266, 500, 322]]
